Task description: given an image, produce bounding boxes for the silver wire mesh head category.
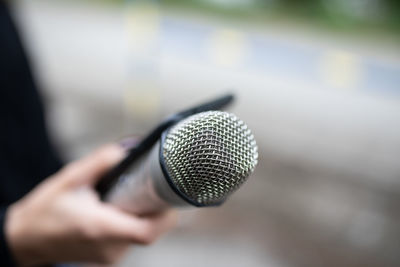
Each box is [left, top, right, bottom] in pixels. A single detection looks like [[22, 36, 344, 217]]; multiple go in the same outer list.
[[162, 111, 258, 206]]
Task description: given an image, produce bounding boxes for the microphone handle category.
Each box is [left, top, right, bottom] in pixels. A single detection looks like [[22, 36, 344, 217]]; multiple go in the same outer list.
[[104, 142, 188, 215]]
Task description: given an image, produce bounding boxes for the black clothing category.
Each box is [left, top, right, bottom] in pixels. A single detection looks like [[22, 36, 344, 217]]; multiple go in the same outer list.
[[0, 2, 63, 266]]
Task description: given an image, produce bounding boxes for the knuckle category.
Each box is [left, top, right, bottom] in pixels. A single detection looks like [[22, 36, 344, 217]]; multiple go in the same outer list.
[[93, 147, 117, 169], [98, 144, 119, 160], [97, 248, 123, 264], [97, 147, 110, 162], [63, 161, 80, 175], [57, 162, 81, 184], [137, 225, 156, 245], [77, 221, 102, 242]]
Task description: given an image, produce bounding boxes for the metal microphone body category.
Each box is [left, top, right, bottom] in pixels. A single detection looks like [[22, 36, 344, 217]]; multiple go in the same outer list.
[[104, 111, 258, 215], [105, 142, 187, 215]]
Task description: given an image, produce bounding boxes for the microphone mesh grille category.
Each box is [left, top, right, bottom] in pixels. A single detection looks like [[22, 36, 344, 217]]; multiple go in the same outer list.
[[162, 111, 258, 205]]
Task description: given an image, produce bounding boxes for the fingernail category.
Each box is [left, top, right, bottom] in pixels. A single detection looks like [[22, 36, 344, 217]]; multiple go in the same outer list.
[[119, 137, 140, 151]]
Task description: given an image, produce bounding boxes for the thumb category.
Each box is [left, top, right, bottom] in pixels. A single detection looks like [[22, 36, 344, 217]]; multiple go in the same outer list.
[[58, 144, 126, 189]]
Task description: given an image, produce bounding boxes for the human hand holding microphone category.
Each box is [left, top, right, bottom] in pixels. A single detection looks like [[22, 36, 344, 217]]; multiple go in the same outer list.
[[5, 94, 258, 266], [5, 144, 177, 266]]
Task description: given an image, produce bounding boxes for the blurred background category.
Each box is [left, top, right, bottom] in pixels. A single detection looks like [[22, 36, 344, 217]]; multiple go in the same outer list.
[[9, 0, 400, 266]]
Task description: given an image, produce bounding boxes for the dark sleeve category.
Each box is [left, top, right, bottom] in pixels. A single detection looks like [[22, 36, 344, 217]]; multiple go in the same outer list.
[[0, 2, 62, 266], [0, 207, 16, 267], [0, 1, 63, 201]]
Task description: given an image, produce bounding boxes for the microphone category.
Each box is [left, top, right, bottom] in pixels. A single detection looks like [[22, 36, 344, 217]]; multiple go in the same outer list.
[[102, 111, 258, 215]]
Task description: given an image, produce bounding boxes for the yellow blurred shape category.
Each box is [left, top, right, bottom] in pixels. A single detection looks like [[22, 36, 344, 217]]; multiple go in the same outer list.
[[208, 29, 246, 67], [125, 2, 160, 53], [320, 50, 361, 90]]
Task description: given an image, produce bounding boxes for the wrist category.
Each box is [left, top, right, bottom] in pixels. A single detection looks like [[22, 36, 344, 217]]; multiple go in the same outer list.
[[5, 202, 41, 266]]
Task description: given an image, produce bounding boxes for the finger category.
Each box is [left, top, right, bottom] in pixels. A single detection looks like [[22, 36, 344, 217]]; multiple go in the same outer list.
[[58, 144, 126, 189], [99, 206, 177, 245], [119, 136, 141, 150]]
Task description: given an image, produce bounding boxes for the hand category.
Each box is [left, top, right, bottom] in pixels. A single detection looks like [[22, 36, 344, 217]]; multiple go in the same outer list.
[[5, 144, 177, 266]]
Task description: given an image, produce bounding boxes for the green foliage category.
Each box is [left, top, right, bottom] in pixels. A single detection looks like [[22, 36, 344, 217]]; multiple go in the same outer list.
[[162, 0, 400, 34]]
